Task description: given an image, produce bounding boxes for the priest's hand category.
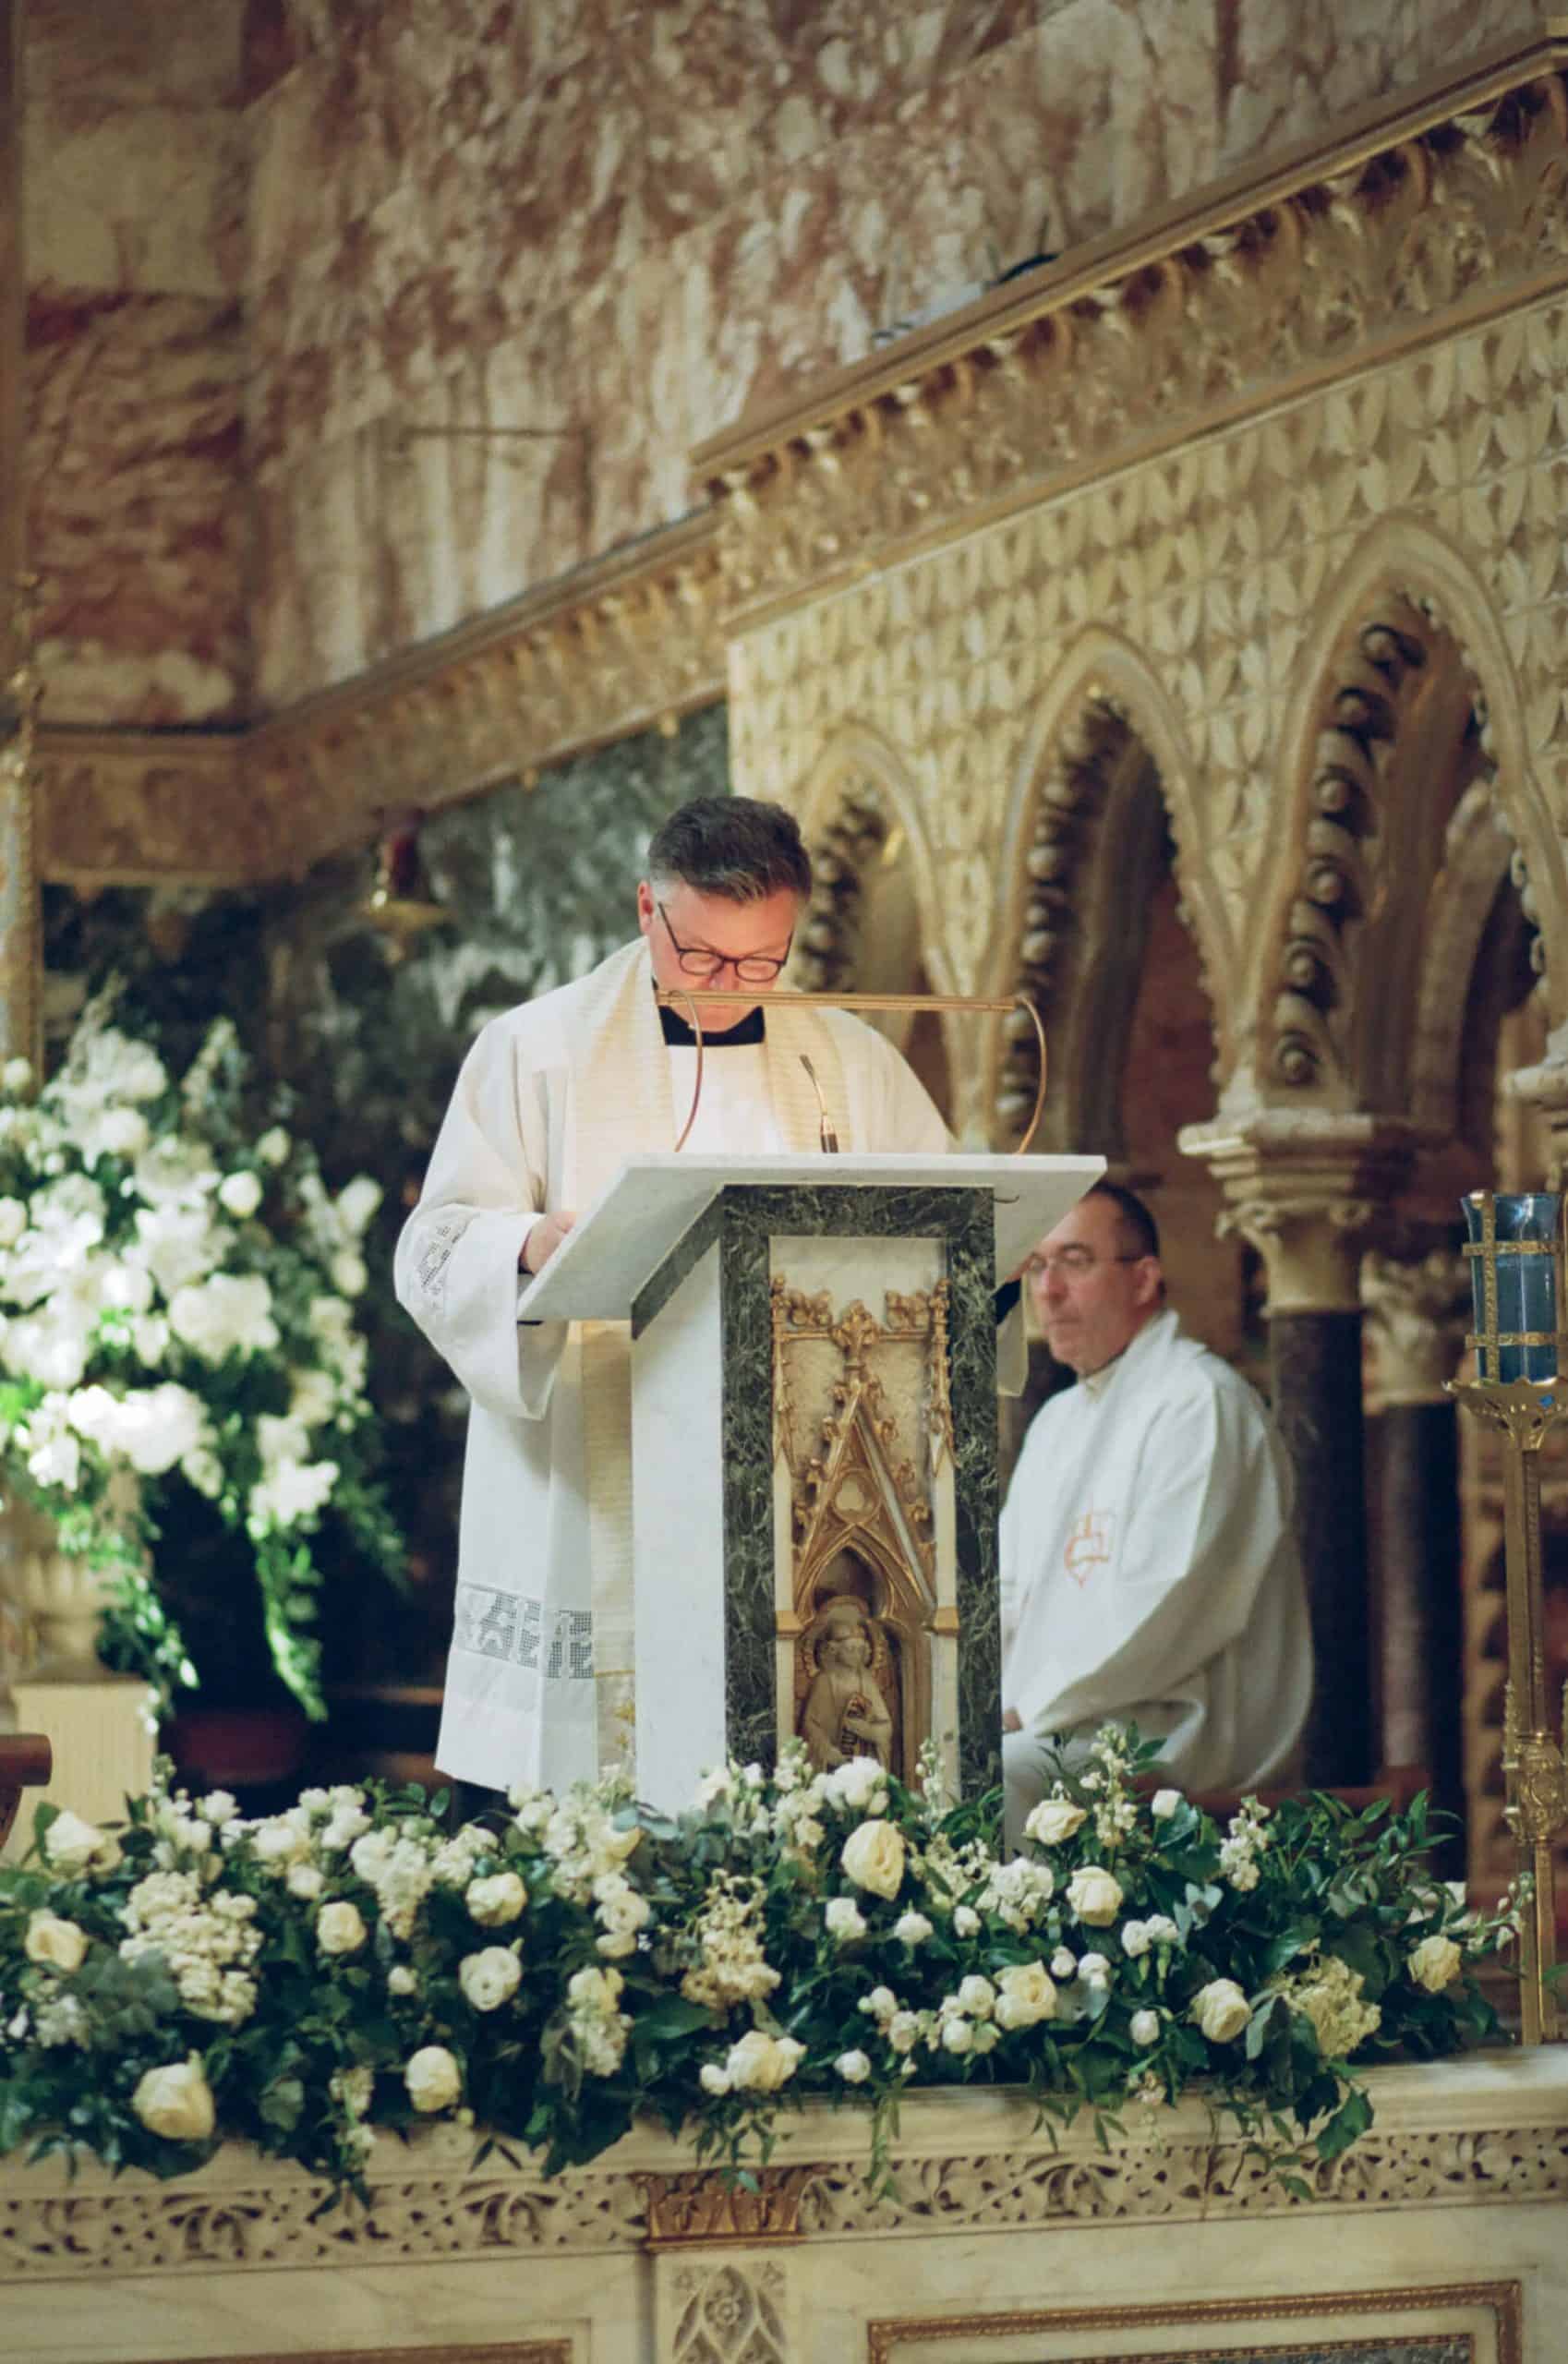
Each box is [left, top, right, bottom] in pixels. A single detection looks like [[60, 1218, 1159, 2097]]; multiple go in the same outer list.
[[520, 1210, 577, 1274]]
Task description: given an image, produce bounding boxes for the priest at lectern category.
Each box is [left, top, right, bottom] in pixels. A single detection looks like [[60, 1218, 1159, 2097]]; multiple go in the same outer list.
[[394, 797, 949, 1798]]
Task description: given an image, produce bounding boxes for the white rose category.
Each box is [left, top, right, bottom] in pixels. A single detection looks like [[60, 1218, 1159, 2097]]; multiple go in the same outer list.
[[459, 1946, 523, 2012], [722, 2029, 804, 2093], [199, 1791, 237, 1827], [1078, 1951, 1111, 1983], [316, 1900, 368, 1956], [887, 2010, 922, 2054], [1408, 1934, 1463, 1994], [331, 1251, 368, 1297], [994, 1961, 1059, 2030], [940, 2016, 973, 2054], [25, 1911, 88, 1972], [1151, 1788, 1184, 1819], [840, 1818, 906, 1900], [1144, 1915, 1180, 1947], [3, 1056, 33, 1096], [894, 1911, 933, 1947], [132, 2056, 216, 2141], [466, 1871, 527, 1927], [1025, 1798, 1088, 1847], [699, 2061, 730, 2094], [388, 1964, 417, 1996], [218, 1171, 263, 1220], [860, 1984, 898, 2022], [1067, 1865, 1125, 1927], [404, 2044, 463, 2113], [1121, 1920, 1152, 1958], [952, 1904, 981, 1937], [257, 1126, 291, 1166], [42, 1810, 119, 1876], [1130, 2008, 1162, 2046], [335, 1176, 382, 1236], [0, 1196, 26, 1247], [1191, 1977, 1251, 2043], [835, 2047, 871, 2083], [93, 1106, 150, 1161], [825, 1896, 867, 1942], [956, 1975, 995, 2019], [286, 1863, 325, 1900], [1051, 1947, 1078, 1979]]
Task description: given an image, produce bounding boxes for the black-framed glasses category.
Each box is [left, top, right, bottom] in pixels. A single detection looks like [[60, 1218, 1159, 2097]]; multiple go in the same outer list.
[[1024, 1248, 1145, 1281], [657, 899, 792, 985]]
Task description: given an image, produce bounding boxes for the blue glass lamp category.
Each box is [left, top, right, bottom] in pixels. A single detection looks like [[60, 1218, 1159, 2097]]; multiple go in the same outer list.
[[1461, 1190, 1568, 1385]]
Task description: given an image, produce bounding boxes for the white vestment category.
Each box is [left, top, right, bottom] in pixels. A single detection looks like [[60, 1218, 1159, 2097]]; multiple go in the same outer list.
[[999, 1307, 1311, 1835], [394, 937, 950, 1793]]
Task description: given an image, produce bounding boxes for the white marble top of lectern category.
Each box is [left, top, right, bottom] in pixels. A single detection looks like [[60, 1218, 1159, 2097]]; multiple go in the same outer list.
[[516, 1150, 1104, 1323]]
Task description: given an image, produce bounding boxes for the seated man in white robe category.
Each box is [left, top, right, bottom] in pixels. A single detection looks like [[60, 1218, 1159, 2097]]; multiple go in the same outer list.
[[1000, 1182, 1312, 1850], [394, 795, 949, 1800]]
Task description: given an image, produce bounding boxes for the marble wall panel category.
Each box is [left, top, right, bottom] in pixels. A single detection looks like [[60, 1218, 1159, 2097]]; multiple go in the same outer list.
[[1221, 0, 1550, 165], [27, 95, 247, 298], [25, 0, 244, 107], [26, 289, 248, 725]]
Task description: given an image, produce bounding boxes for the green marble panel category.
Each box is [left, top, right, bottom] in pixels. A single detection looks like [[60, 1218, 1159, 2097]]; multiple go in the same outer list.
[[687, 1183, 1001, 1803]]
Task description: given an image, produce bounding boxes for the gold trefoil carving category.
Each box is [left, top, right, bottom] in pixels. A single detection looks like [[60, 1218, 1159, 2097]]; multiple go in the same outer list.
[[772, 1278, 952, 1784]]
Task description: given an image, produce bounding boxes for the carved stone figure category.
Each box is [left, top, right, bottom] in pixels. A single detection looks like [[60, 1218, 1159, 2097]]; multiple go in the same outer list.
[[799, 1598, 894, 1772]]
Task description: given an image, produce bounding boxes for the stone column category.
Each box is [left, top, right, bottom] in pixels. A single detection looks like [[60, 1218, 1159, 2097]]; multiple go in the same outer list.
[[1361, 1246, 1470, 1870], [1181, 1116, 1414, 1788]]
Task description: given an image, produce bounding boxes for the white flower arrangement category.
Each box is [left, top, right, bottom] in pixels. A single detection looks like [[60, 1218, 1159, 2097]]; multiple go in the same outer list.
[[0, 998, 403, 1715], [0, 1728, 1518, 2203]]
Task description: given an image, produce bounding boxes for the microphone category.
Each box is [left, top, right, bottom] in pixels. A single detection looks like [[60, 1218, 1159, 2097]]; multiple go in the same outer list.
[[799, 1055, 839, 1154]]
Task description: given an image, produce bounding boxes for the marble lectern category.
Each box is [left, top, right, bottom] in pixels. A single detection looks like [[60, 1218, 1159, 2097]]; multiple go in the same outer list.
[[518, 1152, 1102, 1810]]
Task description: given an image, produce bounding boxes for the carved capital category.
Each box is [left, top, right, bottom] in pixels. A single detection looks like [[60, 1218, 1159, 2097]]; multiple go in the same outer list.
[[1361, 1247, 1472, 1408], [1182, 1114, 1415, 1312], [641, 2166, 814, 2248]]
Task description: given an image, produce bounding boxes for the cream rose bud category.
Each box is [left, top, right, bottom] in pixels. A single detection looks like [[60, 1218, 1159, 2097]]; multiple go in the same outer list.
[[404, 2044, 463, 2114], [1078, 1951, 1111, 1983], [699, 2062, 730, 2095], [1024, 1797, 1088, 1847], [218, 1171, 263, 1220], [459, 1946, 523, 2012], [1191, 1978, 1251, 2043], [388, 1965, 417, 1996], [133, 2056, 216, 2142], [887, 2010, 922, 2054], [42, 1809, 118, 1876], [1066, 1865, 1124, 1927], [957, 1974, 996, 2019], [952, 1904, 981, 1938], [825, 1897, 867, 1942], [724, 2029, 805, 2093], [466, 1870, 527, 1927], [331, 1250, 368, 1297], [199, 1791, 237, 1827], [1408, 1934, 1464, 1994], [2, 1056, 32, 1096], [1151, 1788, 1184, 1819], [840, 1817, 907, 1900], [861, 1984, 898, 2021], [1130, 2008, 1162, 2046], [1051, 1947, 1078, 1980], [0, 1196, 26, 1247], [940, 2016, 973, 2054], [257, 1125, 291, 1167], [894, 1911, 934, 1947], [835, 2048, 871, 2083], [286, 1863, 325, 1900], [994, 1961, 1059, 2030], [25, 1911, 88, 1972], [316, 1900, 368, 1956]]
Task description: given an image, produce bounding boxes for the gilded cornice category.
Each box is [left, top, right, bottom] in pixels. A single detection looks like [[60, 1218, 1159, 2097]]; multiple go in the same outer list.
[[33, 512, 725, 887], [694, 27, 1568, 627]]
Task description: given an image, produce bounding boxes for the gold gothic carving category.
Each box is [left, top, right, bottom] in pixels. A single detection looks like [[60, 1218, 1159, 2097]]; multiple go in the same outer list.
[[772, 1278, 952, 1782], [641, 2165, 813, 2247]]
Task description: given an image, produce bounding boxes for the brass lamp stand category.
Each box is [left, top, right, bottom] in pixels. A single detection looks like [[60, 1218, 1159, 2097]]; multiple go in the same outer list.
[[1448, 1190, 1568, 2044]]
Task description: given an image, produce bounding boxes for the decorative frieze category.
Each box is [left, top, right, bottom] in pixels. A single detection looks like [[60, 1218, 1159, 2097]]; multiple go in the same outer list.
[[697, 39, 1568, 628]]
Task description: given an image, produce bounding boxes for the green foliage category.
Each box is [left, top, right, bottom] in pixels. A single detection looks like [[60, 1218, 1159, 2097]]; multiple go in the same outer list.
[[0, 1727, 1514, 2201]]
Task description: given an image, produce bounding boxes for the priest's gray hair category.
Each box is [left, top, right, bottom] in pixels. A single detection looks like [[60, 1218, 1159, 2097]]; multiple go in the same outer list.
[[645, 796, 813, 903]]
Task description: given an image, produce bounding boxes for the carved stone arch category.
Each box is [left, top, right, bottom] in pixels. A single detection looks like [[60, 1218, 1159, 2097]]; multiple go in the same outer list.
[[1247, 515, 1564, 1108], [1408, 780, 1530, 1141], [789, 726, 958, 1125], [986, 632, 1224, 1152]]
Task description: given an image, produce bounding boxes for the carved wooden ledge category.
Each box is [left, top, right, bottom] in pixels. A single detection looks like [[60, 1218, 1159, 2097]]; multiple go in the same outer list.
[[33, 513, 726, 888], [695, 30, 1568, 625]]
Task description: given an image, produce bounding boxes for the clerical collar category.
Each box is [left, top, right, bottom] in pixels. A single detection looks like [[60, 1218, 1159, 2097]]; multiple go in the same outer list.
[[658, 1003, 766, 1048]]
